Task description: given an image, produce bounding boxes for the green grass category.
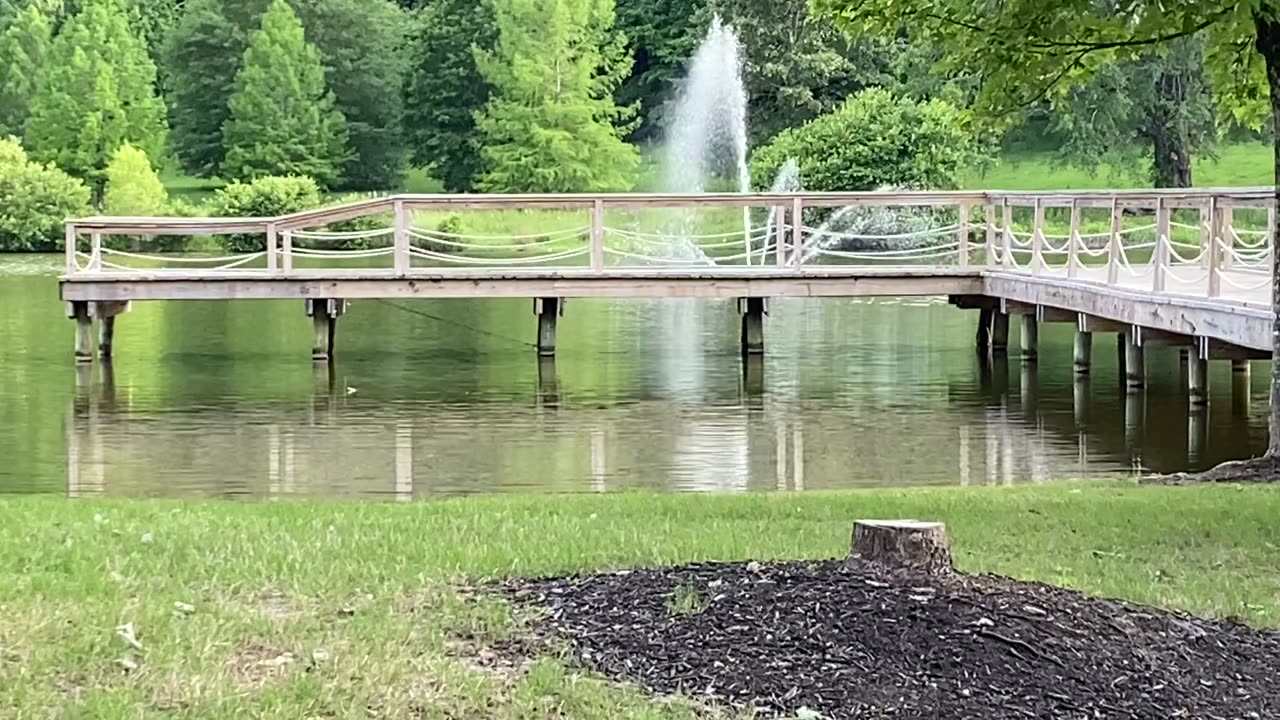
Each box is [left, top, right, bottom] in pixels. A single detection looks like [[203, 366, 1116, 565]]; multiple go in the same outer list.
[[963, 141, 1274, 191], [4, 483, 1280, 718]]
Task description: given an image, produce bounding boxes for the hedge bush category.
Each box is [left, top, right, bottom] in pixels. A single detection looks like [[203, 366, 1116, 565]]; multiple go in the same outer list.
[[210, 175, 322, 252], [0, 137, 91, 252]]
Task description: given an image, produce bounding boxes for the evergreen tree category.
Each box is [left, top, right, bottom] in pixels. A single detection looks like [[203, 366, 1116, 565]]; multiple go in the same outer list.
[[474, 0, 638, 193], [164, 0, 259, 175], [402, 0, 495, 191], [0, 3, 51, 137], [221, 0, 350, 186], [104, 143, 167, 215], [295, 0, 407, 190], [24, 0, 167, 201]]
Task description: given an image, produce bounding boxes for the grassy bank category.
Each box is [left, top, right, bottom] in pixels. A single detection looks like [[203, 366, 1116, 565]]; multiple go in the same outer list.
[[3, 484, 1280, 717]]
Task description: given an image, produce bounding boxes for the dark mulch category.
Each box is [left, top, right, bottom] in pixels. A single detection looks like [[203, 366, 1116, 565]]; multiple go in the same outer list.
[[1145, 456, 1280, 485], [504, 560, 1280, 719]]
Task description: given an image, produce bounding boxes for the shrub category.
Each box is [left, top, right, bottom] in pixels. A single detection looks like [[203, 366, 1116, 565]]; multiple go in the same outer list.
[[0, 136, 91, 252], [749, 88, 981, 193], [210, 175, 322, 252], [104, 144, 168, 217]]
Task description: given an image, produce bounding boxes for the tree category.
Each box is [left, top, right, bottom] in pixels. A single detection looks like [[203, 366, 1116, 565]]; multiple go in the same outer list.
[[401, 0, 496, 191], [712, 0, 891, 144], [104, 143, 167, 215], [221, 0, 350, 187], [295, 0, 407, 190], [0, 136, 92, 252], [1048, 39, 1215, 188], [163, 0, 262, 176], [25, 0, 167, 202], [0, 3, 51, 138], [474, 0, 639, 193], [614, 0, 709, 142], [750, 88, 979, 192], [814, 0, 1280, 462]]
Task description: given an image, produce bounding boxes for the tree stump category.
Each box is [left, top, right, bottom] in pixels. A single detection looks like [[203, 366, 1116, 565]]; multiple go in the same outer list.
[[851, 520, 952, 574]]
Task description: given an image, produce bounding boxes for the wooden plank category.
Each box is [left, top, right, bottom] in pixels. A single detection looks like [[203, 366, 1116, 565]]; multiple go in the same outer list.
[[957, 202, 970, 269], [1067, 200, 1080, 279]]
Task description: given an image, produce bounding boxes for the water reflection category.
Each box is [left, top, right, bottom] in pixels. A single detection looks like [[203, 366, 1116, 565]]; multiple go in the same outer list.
[[0, 268, 1266, 499]]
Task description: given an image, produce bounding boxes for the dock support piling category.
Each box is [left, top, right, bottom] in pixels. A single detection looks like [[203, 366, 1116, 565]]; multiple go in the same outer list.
[[740, 297, 765, 355], [991, 311, 1009, 354], [93, 301, 129, 359], [1189, 355, 1209, 406], [1019, 314, 1038, 362], [307, 298, 344, 361], [1233, 361, 1251, 415], [70, 301, 93, 362], [975, 307, 993, 352], [1124, 333, 1145, 391], [1073, 330, 1092, 374], [535, 297, 560, 357]]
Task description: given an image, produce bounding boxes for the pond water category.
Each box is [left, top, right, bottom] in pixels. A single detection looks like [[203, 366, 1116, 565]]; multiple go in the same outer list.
[[0, 256, 1269, 499]]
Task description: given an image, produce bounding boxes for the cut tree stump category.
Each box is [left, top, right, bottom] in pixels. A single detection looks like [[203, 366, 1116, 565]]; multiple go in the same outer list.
[[851, 520, 952, 574]]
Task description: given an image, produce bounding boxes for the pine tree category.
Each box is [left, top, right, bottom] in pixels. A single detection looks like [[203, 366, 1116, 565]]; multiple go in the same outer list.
[[474, 0, 639, 193], [221, 0, 350, 187], [0, 3, 51, 137], [104, 143, 167, 215], [24, 0, 167, 201]]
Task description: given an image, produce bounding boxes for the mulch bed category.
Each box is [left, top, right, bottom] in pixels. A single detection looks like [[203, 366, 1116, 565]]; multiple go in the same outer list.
[[504, 560, 1280, 719]]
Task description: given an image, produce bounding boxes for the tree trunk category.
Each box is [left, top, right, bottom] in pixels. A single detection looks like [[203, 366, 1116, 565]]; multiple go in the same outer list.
[[1254, 11, 1280, 456], [1150, 71, 1193, 189]]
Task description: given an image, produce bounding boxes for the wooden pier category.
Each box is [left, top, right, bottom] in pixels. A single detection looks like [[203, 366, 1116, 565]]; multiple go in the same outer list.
[[61, 189, 1275, 393]]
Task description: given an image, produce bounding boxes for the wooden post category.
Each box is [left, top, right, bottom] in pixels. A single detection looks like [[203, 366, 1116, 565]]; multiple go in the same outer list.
[[70, 301, 93, 362], [774, 205, 787, 267], [1073, 330, 1092, 375], [1207, 197, 1221, 297], [1031, 198, 1045, 274], [1153, 199, 1169, 292], [1001, 199, 1013, 269], [1198, 200, 1212, 269], [589, 200, 605, 272], [535, 297, 559, 357], [740, 297, 765, 354], [991, 311, 1009, 354], [282, 230, 294, 273], [957, 201, 970, 269], [1067, 200, 1081, 279], [90, 232, 102, 271], [850, 520, 952, 575], [1124, 332, 1145, 391], [393, 199, 408, 275], [984, 204, 997, 268], [266, 222, 278, 273], [975, 307, 993, 352], [1189, 354, 1209, 406], [94, 301, 129, 359], [1222, 205, 1237, 270], [1107, 197, 1122, 285], [1020, 313, 1038, 363], [65, 223, 77, 274], [791, 197, 804, 269], [307, 298, 342, 361]]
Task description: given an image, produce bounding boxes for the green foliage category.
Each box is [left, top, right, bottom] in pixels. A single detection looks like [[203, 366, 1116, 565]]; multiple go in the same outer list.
[[614, 0, 709, 141], [221, 0, 350, 187], [750, 88, 979, 192], [713, 0, 891, 144], [0, 136, 91, 251], [163, 0, 260, 176], [103, 143, 167, 216], [474, 0, 639, 193], [209, 174, 321, 251], [0, 3, 51, 137], [294, 0, 407, 191], [401, 0, 496, 191], [24, 0, 167, 199]]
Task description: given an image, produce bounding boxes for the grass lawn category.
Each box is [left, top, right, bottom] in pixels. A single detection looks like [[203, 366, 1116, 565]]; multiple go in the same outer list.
[[3, 483, 1280, 718]]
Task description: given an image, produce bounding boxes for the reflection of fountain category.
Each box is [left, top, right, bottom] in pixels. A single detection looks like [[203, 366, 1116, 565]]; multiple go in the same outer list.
[[663, 15, 751, 261]]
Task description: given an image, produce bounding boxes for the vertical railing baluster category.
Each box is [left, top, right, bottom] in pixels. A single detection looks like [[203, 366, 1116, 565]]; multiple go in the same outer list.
[[1207, 196, 1221, 297], [774, 204, 786, 268], [1067, 199, 1080, 279], [791, 197, 804, 269], [266, 222, 278, 273], [282, 230, 293, 273], [984, 203, 996, 268], [1153, 198, 1169, 292], [65, 223, 77, 274], [1107, 197, 1121, 285], [1222, 204, 1236, 270], [1001, 199, 1013, 269], [90, 232, 102, 271], [393, 199, 408, 275], [957, 201, 970, 269], [1031, 198, 1045, 275], [590, 199, 605, 272]]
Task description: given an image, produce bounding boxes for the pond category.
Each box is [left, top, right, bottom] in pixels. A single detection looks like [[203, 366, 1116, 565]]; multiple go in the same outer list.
[[0, 256, 1268, 498]]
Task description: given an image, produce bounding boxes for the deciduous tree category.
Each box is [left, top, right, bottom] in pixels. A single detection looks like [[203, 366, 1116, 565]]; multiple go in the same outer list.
[[0, 3, 51, 137]]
